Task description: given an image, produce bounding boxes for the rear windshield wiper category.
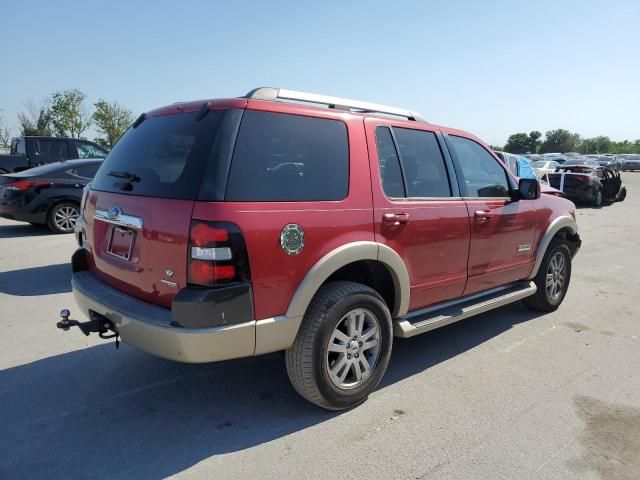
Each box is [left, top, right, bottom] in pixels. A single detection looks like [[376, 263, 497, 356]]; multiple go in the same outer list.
[[107, 170, 138, 180]]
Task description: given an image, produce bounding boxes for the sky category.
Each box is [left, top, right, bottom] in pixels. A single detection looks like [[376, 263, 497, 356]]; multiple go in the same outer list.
[[1, 0, 639, 145]]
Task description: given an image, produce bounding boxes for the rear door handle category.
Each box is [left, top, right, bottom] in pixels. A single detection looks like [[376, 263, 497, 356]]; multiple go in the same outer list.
[[382, 213, 410, 226], [474, 210, 493, 223]]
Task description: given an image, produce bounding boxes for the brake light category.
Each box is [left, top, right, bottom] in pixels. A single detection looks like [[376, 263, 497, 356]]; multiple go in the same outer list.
[[3, 180, 49, 191], [187, 221, 250, 287]]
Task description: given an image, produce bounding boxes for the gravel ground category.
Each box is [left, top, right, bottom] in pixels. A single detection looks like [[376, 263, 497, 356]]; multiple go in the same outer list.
[[1, 173, 639, 479]]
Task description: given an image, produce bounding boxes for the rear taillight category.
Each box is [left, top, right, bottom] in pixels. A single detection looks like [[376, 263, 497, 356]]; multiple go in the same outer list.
[[4, 180, 49, 191], [187, 221, 251, 287]]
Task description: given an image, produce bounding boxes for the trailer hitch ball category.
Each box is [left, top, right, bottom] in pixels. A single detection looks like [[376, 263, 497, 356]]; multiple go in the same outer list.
[[59, 309, 72, 330]]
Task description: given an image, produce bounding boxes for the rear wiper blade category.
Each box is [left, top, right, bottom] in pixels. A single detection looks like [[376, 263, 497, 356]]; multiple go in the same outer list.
[[107, 170, 136, 179]]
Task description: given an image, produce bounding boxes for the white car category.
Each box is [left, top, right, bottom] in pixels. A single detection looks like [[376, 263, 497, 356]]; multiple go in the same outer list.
[[532, 160, 560, 180]]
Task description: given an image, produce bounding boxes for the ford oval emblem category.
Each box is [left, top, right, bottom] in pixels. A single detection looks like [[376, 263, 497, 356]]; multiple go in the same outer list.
[[107, 206, 122, 220]]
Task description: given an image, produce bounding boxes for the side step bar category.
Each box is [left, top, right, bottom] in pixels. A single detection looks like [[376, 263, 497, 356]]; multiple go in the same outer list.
[[394, 281, 537, 338]]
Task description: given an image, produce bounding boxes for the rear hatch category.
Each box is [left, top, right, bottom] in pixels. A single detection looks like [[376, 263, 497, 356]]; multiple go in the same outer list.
[[83, 102, 244, 308]]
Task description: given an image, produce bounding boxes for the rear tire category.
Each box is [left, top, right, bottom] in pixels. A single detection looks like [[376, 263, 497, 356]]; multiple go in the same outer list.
[[285, 281, 393, 410], [47, 202, 80, 234], [524, 239, 572, 312]]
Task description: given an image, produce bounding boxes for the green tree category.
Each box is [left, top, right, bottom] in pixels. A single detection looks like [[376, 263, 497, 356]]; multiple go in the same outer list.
[[92, 100, 134, 148], [17, 99, 52, 136], [527, 130, 542, 153], [580, 136, 612, 154], [504, 130, 542, 154], [50, 89, 92, 138], [540, 129, 581, 153], [504, 133, 529, 153]]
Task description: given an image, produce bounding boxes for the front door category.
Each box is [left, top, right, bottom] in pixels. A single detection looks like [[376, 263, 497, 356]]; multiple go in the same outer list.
[[445, 134, 536, 295], [366, 119, 470, 312]]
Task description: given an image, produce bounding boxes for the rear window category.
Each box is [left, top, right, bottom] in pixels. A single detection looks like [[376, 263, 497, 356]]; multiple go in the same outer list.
[[91, 111, 227, 200], [224, 110, 348, 202]]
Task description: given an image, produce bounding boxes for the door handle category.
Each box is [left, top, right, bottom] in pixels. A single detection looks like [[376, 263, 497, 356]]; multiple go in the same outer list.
[[382, 213, 410, 227], [474, 210, 493, 223]]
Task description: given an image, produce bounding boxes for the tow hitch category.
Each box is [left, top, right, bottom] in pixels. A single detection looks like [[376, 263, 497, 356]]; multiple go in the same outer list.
[[56, 309, 120, 348]]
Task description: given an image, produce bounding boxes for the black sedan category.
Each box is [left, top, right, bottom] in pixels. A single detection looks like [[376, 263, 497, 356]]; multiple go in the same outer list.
[[0, 159, 101, 233]]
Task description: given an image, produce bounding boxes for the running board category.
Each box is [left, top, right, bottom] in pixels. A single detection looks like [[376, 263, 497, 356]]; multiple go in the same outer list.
[[394, 281, 537, 338]]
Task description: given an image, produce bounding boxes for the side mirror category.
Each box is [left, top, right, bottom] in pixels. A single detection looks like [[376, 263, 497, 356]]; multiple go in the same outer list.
[[518, 178, 540, 200]]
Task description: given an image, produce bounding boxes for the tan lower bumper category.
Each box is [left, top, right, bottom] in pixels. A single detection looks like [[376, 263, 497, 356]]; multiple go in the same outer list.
[[73, 286, 256, 363]]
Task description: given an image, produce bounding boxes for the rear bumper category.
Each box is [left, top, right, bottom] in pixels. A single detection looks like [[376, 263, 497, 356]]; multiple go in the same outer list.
[[72, 269, 256, 363]]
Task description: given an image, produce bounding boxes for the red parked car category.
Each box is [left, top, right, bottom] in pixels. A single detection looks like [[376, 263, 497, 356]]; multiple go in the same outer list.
[[58, 88, 581, 410]]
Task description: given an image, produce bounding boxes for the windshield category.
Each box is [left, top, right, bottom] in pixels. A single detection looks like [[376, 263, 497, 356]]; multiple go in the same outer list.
[[91, 110, 228, 200], [532, 161, 546, 168]]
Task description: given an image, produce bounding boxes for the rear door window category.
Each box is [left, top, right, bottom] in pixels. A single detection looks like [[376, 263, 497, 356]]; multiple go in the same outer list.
[[91, 111, 227, 200], [375, 127, 405, 198], [37, 139, 72, 164], [69, 164, 101, 179], [224, 110, 348, 202], [393, 128, 451, 198]]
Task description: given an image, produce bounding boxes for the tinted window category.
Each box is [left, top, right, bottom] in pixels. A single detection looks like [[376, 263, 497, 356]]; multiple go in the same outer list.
[[92, 111, 226, 200], [225, 110, 348, 201], [375, 127, 404, 198], [38, 139, 71, 163], [69, 163, 101, 179], [449, 135, 510, 197], [76, 141, 108, 159], [394, 128, 451, 197]]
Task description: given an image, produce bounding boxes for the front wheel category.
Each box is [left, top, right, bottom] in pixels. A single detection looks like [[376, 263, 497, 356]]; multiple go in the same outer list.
[[47, 202, 80, 234], [524, 240, 572, 312], [285, 281, 393, 410]]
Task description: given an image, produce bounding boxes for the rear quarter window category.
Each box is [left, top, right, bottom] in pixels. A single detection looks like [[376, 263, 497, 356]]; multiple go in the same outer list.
[[224, 110, 349, 202]]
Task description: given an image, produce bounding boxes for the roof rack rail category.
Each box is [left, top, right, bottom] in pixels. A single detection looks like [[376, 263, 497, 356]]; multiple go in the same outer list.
[[244, 87, 425, 122]]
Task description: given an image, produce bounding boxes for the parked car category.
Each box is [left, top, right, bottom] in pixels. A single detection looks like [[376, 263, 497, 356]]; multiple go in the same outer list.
[[594, 156, 622, 171], [532, 160, 561, 179], [0, 136, 108, 174], [563, 158, 599, 167], [0, 159, 102, 233], [546, 164, 626, 207], [542, 153, 567, 164], [57, 87, 581, 410], [495, 151, 536, 179], [621, 154, 640, 171]]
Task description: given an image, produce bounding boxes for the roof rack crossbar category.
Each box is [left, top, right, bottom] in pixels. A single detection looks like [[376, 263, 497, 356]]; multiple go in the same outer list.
[[244, 87, 425, 122]]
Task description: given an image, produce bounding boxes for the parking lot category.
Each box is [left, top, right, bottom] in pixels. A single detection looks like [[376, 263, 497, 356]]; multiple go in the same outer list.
[[0, 174, 638, 479]]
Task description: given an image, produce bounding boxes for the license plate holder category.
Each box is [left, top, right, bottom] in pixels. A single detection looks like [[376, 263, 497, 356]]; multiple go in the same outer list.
[[107, 226, 134, 260]]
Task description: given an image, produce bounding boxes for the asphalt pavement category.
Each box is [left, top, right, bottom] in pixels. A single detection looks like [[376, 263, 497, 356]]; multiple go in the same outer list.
[[1, 174, 639, 479]]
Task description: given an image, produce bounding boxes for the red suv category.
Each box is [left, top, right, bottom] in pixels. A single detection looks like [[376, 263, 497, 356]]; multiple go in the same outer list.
[[60, 87, 581, 410]]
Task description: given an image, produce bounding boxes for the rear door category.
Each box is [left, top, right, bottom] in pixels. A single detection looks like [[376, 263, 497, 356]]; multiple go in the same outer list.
[[84, 107, 236, 308], [35, 139, 74, 165], [445, 134, 536, 295], [366, 119, 470, 311]]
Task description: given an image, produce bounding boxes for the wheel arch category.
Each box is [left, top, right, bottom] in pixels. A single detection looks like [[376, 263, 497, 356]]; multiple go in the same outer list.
[[286, 241, 410, 320], [529, 216, 580, 279]]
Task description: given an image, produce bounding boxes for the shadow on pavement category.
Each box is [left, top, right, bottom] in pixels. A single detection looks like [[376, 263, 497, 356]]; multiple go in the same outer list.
[[0, 223, 52, 238], [0, 263, 71, 296], [0, 302, 542, 479]]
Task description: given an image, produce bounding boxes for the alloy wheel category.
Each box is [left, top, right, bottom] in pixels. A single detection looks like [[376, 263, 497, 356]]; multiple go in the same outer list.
[[546, 251, 567, 301], [326, 308, 381, 390], [54, 205, 79, 232]]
